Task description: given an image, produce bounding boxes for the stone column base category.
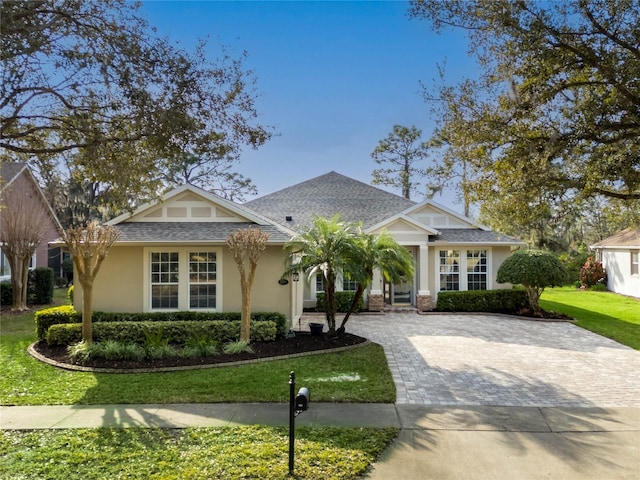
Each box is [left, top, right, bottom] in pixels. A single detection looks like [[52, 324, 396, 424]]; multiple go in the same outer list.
[[416, 294, 433, 312], [368, 294, 384, 312]]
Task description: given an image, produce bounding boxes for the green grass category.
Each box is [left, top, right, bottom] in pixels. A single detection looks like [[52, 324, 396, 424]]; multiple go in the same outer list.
[[0, 426, 399, 479], [540, 286, 640, 350], [0, 290, 395, 406]]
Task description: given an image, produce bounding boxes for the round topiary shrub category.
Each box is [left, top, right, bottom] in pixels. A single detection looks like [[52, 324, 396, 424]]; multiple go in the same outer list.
[[496, 250, 567, 314]]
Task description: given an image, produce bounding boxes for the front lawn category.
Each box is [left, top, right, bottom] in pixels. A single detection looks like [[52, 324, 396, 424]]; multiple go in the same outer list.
[[0, 426, 398, 479], [540, 286, 640, 350], [0, 293, 395, 406]]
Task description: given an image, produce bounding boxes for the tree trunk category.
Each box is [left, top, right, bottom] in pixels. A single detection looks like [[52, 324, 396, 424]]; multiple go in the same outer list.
[[324, 280, 337, 333], [240, 278, 251, 343], [337, 284, 365, 335], [525, 285, 541, 315], [8, 255, 29, 311], [82, 280, 93, 343]]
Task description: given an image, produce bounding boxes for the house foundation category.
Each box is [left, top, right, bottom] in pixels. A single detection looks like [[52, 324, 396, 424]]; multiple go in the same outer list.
[[368, 293, 384, 312], [416, 293, 433, 312]]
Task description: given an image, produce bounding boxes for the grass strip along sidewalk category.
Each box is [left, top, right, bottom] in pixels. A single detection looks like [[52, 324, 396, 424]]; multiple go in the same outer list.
[[0, 426, 398, 479], [1, 290, 397, 478]]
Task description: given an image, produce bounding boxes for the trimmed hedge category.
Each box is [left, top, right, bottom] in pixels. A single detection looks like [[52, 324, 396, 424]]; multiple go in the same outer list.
[[46, 320, 278, 346], [35, 306, 286, 340], [0, 282, 12, 307], [90, 311, 286, 337], [30, 267, 54, 304], [316, 291, 364, 313], [436, 289, 529, 313], [35, 305, 81, 340]]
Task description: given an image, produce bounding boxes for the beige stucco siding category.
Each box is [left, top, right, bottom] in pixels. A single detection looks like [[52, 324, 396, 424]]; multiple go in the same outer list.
[[221, 246, 291, 314], [74, 246, 144, 313], [491, 246, 514, 289], [75, 244, 291, 317]]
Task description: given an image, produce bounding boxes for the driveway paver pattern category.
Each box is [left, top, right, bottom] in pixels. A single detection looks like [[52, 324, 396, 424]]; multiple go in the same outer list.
[[345, 313, 640, 407]]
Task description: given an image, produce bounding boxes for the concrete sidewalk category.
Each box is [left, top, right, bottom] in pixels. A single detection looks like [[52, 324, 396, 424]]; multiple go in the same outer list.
[[2, 403, 639, 479]]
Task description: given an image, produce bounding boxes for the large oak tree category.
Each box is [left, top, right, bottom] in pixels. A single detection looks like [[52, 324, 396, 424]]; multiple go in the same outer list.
[[411, 0, 640, 240], [1, 0, 271, 220]]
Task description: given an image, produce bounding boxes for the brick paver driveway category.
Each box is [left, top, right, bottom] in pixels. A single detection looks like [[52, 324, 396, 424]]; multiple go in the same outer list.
[[347, 313, 640, 407]]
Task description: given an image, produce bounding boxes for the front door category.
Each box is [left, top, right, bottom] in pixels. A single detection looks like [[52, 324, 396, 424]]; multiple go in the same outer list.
[[384, 247, 415, 306], [391, 279, 413, 305]]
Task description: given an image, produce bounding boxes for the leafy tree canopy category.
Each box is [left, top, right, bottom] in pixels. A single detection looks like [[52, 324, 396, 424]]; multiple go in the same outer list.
[[411, 0, 640, 242], [1, 0, 272, 220]]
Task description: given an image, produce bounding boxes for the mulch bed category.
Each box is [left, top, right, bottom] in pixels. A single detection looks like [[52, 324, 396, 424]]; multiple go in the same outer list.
[[32, 332, 367, 370]]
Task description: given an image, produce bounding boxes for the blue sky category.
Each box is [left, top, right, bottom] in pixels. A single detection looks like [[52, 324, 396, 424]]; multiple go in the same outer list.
[[141, 1, 478, 209]]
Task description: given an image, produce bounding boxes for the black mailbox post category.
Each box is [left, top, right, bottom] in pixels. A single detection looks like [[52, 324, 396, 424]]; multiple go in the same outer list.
[[295, 387, 310, 412], [289, 371, 310, 476]]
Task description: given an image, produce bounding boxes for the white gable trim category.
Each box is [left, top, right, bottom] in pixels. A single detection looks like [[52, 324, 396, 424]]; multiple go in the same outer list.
[[107, 184, 270, 226], [402, 199, 489, 231], [366, 214, 440, 235]]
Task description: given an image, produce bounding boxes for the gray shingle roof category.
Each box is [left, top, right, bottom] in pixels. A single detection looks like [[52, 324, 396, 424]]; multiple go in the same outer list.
[[591, 226, 640, 248], [431, 229, 524, 245], [245, 171, 415, 231], [114, 222, 292, 243]]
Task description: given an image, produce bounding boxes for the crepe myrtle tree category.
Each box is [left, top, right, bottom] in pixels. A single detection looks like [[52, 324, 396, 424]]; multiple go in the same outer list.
[[60, 222, 120, 343], [496, 250, 567, 315], [0, 177, 51, 311], [226, 227, 269, 343]]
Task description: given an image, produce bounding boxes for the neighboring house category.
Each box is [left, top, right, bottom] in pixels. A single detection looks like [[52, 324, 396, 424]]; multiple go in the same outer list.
[[0, 162, 62, 282], [591, 227, 640, 298], [73, 171, 524, 326]]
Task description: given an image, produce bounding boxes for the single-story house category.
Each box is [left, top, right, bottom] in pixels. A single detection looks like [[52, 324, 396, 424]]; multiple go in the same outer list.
[[67, 171, 524, 325], [0, 162, 63, 282], [591, 227, 640, 298]]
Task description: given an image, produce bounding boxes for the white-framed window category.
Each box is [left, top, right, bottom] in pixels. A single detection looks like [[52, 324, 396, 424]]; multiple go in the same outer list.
[[0, 247, 36, 280], [466, 250, 488, 290], [315, 272, 324, 293], [150, 252, 179, 309], [439, 250, 460, 291], [189, 251, 217, 308], [343, 277, 359, 292], [342, 270, 359, 292], [438, 248, 491, 292], [144, 248, 221, 311], [631, 251, 639, 276]]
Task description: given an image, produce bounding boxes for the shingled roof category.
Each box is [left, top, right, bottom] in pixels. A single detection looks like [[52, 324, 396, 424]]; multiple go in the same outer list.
[[432, 229, 525, 245], [245, 171, 415, 231], [113, 222, 292, 244], [591, 226, 640, 249]]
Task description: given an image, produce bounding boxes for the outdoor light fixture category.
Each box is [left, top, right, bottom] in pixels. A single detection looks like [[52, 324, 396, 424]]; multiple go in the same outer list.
[[292, 272, 299, 282]]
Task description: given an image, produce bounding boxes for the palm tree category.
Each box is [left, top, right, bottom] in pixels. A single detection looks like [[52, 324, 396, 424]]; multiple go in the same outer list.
[[337, 230, 414, 334], [284, 215, 357, 333]]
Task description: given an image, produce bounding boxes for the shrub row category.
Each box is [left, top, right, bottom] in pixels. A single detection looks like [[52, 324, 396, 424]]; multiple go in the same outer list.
[[1, 267, 55, 307], [315, 291, 364, 313], [35, 305, 81, 339], [46, 320, 278, 347], [436, 289, 529, 313], [30, 267, 55, 304], [35, 306, 286, 340], [0, 282, 12, 306]]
